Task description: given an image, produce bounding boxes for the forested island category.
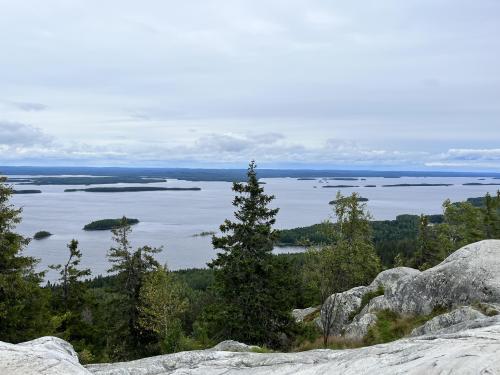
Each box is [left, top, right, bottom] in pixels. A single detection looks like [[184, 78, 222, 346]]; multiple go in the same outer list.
[[463, 182, 500, 186], [13, 189, 42, 194], [382, 183, 453, 187], [322, 185, 359, 188], [83, 218, 140, 230], [9, 176, 166, 185], [329, 197, 368, 205], [33, 231, 52, 240], [65, 187, 201, 193]]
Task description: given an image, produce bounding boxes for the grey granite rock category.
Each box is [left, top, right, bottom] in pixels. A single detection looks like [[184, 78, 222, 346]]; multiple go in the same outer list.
[[411, 306, 486, 336], [291, 307, 319, 323], [0, 336, 89, 374], [86, 316, 500, 374], [209, 340, 259, 352], [323, 240, 500, 339]]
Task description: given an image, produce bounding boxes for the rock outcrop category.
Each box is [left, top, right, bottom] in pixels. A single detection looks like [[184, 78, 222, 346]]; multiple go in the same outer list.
[[291, 307, 319, 323], [209, 340, 259, 352], [410, 306, 486, 336], [0, 336, 88, 374], [321, 240, 500, 339], [3, 317, 500, 374], [2, 240, 500, 374]]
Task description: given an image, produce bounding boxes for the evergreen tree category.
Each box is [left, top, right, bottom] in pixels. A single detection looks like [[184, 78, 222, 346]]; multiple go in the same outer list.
[[107, 217, 162, 358], [50, 239, 91, 311], [0, 176, 51, 342], [414, 215, 440, 270], [482, 192, 500, 238], [207, 161, 294, 347]]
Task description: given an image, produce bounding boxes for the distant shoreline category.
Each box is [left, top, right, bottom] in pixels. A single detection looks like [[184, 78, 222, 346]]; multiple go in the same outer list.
[[2, 166, 500, 182]]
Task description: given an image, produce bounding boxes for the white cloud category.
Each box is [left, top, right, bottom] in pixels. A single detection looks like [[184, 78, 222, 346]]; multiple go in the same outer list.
[[0, 1, 498, 169]]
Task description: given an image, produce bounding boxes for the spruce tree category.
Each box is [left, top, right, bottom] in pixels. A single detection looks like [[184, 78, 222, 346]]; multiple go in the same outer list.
[[208, 161, 293, 347], [50, 239, 91, 311], [0, 176, 51, 342], [107, 216, 161, 358]]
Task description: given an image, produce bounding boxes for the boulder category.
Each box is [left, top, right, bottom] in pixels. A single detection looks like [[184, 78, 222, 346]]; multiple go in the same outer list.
[[411, 306, 486, 336], [321, 240, 500, 338], [0, 336, 89, 374], [344, 312, 378, 340], [209, 340, 259, 352], [291, 307, 319, 323]]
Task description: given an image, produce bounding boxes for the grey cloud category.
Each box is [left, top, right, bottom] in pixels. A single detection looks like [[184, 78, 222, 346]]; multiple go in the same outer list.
[[0, 121, 53, 146], [11, 102, 48, 112]]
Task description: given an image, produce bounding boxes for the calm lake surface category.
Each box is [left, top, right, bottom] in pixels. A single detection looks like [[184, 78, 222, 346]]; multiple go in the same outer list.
[[9, 176, 500, 281]]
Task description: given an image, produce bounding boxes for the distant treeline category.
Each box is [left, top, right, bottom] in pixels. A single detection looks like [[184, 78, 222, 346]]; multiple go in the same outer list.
[[65, 187, 201, 193], [9, 176, 166, 185], [3, 166, 500, 182]]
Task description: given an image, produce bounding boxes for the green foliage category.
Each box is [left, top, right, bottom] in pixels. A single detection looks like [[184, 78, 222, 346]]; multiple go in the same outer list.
[[34, 230, 52, 240], [106, 217, 162, 359], [364, 307, 448, 345], [304, 192, 381, 346], [0, 176, 52, 343], [173, 268, 214, 291], [205, 161, 295, 348], [50, 239, 91, 310], [83, 218, 139, 231], [137, 266, 189, 354]]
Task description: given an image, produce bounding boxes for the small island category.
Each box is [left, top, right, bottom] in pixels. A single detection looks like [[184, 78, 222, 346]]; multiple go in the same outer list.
[[65, 186, 201, 193], [328, 177, 359, 181], [322, 185, 359, 188], [329, 197, 368, 205], [33, 231, 52, 240], [382, 183, 453, 187], [192, 231, 216, 237], [13, 189, 42, 194], [83, 218, 140, 231], [364, 185, 377, 187], [463, 183, 500, 186], [11, 176, 167, 185], [297, 178, 316, 181]]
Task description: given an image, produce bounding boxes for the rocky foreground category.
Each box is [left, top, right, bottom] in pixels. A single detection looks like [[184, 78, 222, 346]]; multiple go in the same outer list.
[[1, 240, 500, 375]]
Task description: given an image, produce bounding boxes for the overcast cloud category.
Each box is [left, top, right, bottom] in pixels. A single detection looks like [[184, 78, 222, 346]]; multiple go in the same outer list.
[[0, 0, 499, 170]]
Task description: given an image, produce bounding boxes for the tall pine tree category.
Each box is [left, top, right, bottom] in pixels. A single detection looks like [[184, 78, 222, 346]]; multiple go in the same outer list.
[[0, 176, 51, 342], [207, 161, 294, 347]]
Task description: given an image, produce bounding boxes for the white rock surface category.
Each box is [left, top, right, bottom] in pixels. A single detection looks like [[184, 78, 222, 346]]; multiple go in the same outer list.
[[324, 240, 500, 339], [0, 336, 89, 374], [3, 240, 500, 375], [86, 316, 500, 374], [2, 312, 500, 375]]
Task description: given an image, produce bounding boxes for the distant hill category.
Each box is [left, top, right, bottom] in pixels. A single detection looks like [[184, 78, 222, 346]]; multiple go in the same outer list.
[[2, 166, 500, 182]]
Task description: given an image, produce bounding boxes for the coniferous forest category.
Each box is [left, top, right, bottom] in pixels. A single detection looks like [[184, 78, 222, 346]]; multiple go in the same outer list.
[[1, 163, 500, 363]]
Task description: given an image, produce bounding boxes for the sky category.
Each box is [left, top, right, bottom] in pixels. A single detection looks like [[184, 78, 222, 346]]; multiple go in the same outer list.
[[0, 0, 499, 170]]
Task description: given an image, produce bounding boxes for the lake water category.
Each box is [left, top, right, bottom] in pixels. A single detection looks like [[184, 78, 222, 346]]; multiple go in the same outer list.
[[9, 176, 500, 281]]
